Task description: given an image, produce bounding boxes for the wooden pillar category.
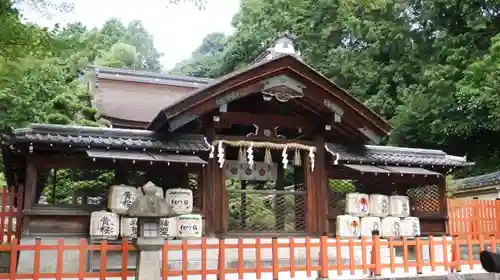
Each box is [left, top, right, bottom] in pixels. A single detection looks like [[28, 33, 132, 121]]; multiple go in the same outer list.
[[438, 175, 447, 216], [202, 118, 216, 236], [314, 134, 328, 235], [23, 161, 37, 211], [304, 155, 317, 233], [213, 162, 227, 235]]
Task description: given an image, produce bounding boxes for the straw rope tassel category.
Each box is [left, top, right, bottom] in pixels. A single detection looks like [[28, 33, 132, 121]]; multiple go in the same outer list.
[[294, 148, 301, 166], [264, 148, 272, 164], [238, 147, 245, 163]]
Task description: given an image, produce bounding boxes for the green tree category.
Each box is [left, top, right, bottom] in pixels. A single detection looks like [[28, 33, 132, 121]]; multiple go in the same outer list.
[[171, 32, 228, 77]]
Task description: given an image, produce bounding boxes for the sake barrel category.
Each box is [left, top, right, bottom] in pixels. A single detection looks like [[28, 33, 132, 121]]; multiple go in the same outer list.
[[389, 195, 410, 217], [120, 216, 138, 238], [107, 185, 139, 214], [336, 215, 360, 238], [369, 194, 389, 217], [159, 217, 176, 239], [360, 216, 381, 237], [381, 216, 402, 238], [177, 214, 202, 239], [90, 211, 119, 240], [166, 188, 193, 215], [401, 217, 420, 237], [138, 181, 164, 198], [345, 193, 370, 217]]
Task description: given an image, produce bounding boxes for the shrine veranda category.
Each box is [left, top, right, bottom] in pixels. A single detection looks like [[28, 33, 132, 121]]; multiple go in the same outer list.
[[0, 38, 474, 274]]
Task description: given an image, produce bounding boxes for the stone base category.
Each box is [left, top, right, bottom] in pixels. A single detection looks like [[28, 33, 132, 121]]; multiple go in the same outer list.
[[136, 250, 162, 280]]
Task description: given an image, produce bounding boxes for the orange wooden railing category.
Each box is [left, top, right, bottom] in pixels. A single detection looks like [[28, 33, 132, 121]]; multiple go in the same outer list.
[[0, 234, 492, 279], [447, 198, 500, 238], [0, 186, 23, 244]]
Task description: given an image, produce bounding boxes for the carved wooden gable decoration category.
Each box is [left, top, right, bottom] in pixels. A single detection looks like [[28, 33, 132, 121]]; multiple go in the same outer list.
[[147, 55, 392, 144]]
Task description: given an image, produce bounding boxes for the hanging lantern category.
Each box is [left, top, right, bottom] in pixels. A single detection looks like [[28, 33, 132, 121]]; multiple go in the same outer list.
[[282, 146, 289, 169]]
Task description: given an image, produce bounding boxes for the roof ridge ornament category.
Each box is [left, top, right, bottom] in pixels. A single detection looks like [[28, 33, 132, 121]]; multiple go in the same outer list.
[[253, 33, 302, 63]]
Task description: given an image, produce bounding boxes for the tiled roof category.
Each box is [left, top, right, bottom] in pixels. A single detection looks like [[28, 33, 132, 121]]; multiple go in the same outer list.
[[4, 124, 210, 152], [326, 143, 472, 167], [454, 171, 500, 190]]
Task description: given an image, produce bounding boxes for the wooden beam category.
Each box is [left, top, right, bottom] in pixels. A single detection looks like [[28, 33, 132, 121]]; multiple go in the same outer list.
[[28, 154, 203, 172], [218, 112, 313, 128]]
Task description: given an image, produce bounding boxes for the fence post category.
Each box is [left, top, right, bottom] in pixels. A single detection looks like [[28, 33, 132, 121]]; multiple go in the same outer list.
[[318, 235, 329, 279], [472, 197, 479, 239], [451, 235, 461, 272], [495, 199, 500, 238], [217, 238, 225, 280], [370, 230, 381, 277]]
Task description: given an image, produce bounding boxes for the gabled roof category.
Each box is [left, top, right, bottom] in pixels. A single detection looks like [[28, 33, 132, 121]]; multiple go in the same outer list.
[[88, 67, 213, 127], [147, 54, 392, 138]]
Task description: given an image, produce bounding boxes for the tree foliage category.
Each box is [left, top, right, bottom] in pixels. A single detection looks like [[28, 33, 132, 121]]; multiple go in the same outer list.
[[173, 0, 500, 177]]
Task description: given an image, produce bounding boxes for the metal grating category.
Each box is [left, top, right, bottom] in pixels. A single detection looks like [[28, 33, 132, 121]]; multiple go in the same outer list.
[[328, 179, 357, 216], [407, 184, 440, 213]]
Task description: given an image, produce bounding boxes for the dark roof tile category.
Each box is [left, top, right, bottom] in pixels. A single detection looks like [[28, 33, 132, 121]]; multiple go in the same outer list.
[[326, 143, 472, 167], [454, 171, 500, 189], [5, 124, 209, 152]]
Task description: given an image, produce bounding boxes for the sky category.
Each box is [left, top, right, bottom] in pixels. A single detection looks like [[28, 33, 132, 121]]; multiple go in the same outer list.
[[19, 0, 241, 70]]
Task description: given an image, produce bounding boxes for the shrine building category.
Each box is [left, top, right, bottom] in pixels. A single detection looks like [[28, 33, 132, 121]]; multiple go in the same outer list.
[[1, 36, 472, 242]]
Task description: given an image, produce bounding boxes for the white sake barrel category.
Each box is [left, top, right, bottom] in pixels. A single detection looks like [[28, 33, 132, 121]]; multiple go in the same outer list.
[[336, 215, 360, 238], [107, 185, 139, 214], [401, 217, 420, 237], [138, 181, 164, 198], [345, 193, 370, 217], [389, 195, 410, 217], [120, 216, 138, 238], [90, 211, 119, 240], [159, 217, 176, 239], [166, 188, 193, 215], [369, 194, 389, 217], [177, 214, 202, 239], [381, 216, 402, 238], [360, 216, 381, 237]]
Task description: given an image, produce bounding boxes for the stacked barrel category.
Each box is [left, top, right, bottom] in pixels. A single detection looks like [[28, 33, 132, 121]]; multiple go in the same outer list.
[[89, 182, 203, 240], [336, 193, 420, 239]]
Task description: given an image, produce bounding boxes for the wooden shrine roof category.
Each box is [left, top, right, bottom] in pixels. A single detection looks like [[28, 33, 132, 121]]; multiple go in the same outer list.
[[2, 123, 472, 168], [89, 67, 212, 127], [3, 123, 210, 152], [326, 143, 472, 168], [147, 54, 392, 136]]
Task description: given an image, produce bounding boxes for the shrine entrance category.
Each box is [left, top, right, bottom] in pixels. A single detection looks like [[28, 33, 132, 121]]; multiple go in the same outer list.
[[222, 142, 310, 234]]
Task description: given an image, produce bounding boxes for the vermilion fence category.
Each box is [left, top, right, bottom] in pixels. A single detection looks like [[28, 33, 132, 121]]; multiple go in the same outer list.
[[447, 198, 499, 238], [0, 186, 23, 244], [0, 234, 492, 279]]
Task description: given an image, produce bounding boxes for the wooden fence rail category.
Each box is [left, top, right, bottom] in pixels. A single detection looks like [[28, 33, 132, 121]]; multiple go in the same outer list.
[[0, 234, 492, 279]]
